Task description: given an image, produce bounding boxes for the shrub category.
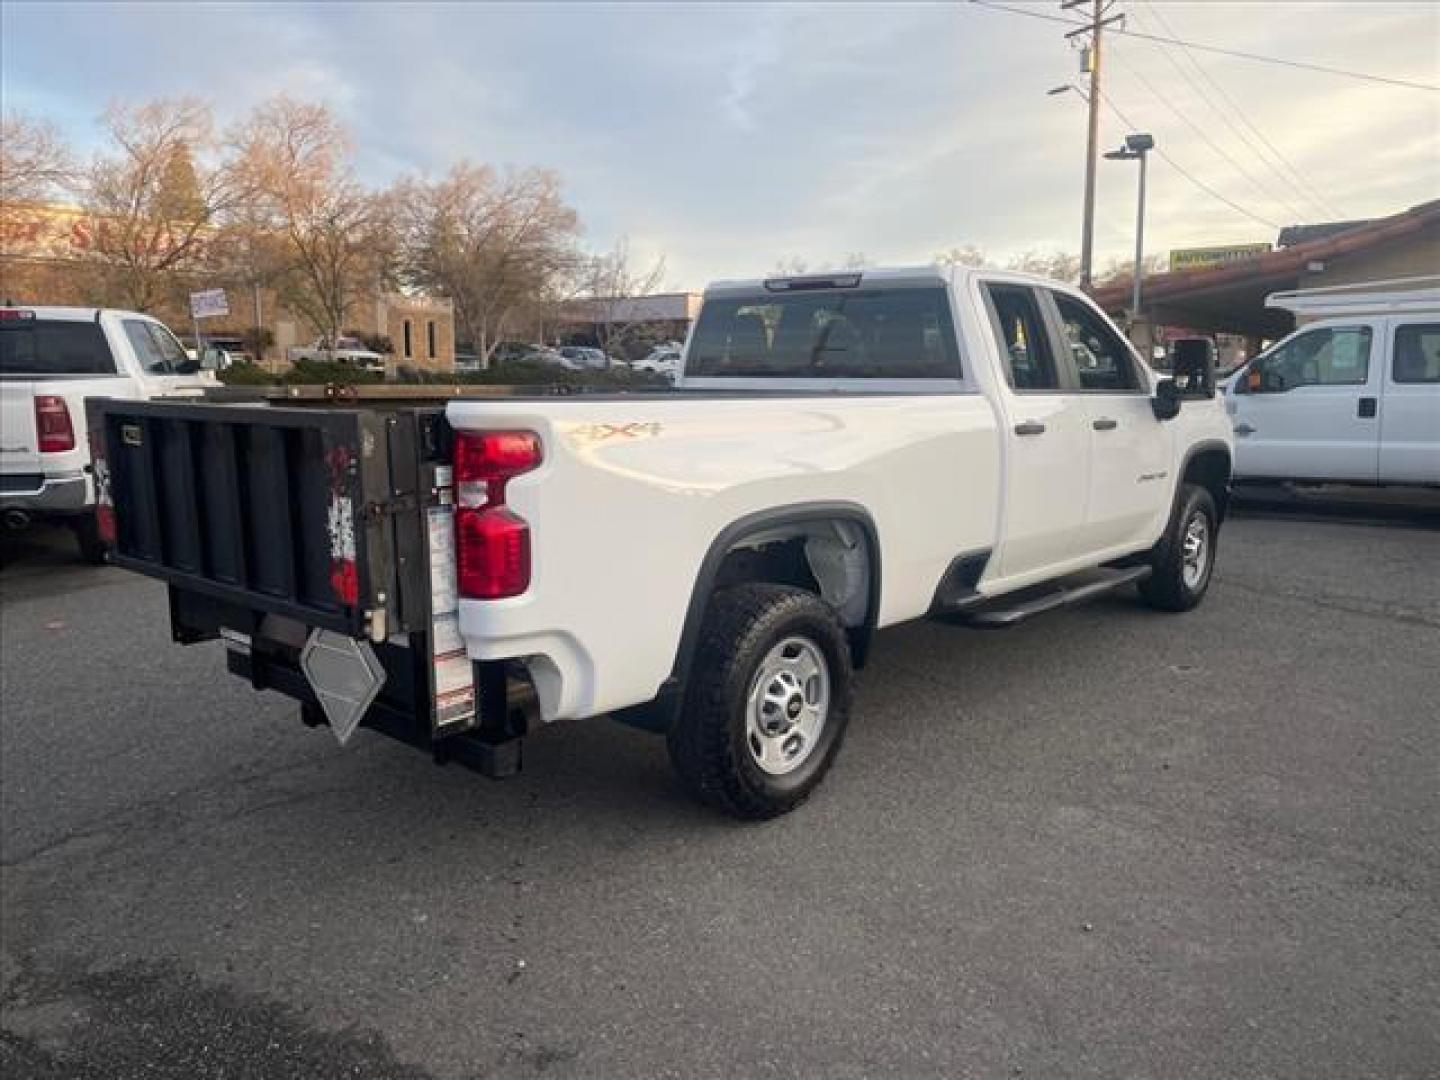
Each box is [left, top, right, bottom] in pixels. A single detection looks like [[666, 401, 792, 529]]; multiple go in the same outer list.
[[216, 362, 279, 386], [283, 359, 384, 385]]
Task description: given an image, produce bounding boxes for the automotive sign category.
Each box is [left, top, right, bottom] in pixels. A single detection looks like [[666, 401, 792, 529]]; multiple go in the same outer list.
[[1169, 244, 1271, 272], [189, 288, 229, 318]]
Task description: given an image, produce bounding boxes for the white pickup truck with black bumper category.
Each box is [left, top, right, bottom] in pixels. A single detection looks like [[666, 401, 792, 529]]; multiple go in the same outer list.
[[90, 267, 1232, 818], [1, 306, 214, 561]]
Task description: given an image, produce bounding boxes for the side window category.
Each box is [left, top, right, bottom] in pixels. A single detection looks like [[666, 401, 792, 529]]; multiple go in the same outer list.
[[123, 319, 173, 374], [983, 284, 1058, 390], [146, 323, 192, 371], [1255, 326, 1371, 391], [1052, 293, 1140, 391], [1393, 323, 1440, 384]]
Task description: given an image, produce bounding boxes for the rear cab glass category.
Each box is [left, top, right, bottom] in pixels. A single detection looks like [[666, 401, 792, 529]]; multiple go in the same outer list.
[[687, 285, 961, 380], [0, 317, 116, 377]]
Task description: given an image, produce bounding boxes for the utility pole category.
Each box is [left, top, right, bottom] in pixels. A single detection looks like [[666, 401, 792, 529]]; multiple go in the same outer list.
[[1063, 0, 1122, 290]]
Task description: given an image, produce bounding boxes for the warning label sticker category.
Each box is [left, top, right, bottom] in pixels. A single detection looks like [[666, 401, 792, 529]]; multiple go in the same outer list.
[[427, 506, 458, 616], [426, 504, 473, 729]]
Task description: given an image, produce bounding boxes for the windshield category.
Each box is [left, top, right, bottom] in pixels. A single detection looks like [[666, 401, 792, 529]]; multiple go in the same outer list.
[[687, 286, 960, 379], [0, 319, 116, 377]]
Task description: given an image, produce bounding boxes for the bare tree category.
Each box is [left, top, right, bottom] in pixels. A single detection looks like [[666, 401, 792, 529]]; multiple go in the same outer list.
[[394, 162, 580, 364], [768, 252, 869, 278], [1, 111, 75, 205], [1006, 249, 1082, 284], [230, 98, 387, 351], [78, 98, 240, 311], [934, 245, 988, 269], [569, 237, 668, 359], [1095, 252, 1167, 287]]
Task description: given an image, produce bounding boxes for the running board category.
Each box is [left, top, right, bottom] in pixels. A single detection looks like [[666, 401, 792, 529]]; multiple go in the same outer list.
[[947, 566, 1152, 628]]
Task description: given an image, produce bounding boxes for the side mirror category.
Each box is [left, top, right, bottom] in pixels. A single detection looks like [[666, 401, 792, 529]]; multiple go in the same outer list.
[[1152, 377, 1182, 421], [1171, 339, 1216, 397]]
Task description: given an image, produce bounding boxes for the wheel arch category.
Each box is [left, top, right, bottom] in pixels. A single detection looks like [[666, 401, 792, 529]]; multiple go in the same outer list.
[[1179, 440, 1233, 523], [614, 501, 880, 734]]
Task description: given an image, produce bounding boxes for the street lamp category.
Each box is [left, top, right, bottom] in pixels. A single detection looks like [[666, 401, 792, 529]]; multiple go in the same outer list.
[[1104, 132, 1155, 319]]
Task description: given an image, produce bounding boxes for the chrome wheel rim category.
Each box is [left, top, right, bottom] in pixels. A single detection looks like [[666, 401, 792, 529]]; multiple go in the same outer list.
[[1181, 512, 1210, 590], [745, 637, 830, 776]]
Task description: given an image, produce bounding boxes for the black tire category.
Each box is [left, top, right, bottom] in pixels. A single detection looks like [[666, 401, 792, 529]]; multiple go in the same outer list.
[[667, 583, 853, 820], [1139, 483, 1217, 612], [72, 513, 107, 565]]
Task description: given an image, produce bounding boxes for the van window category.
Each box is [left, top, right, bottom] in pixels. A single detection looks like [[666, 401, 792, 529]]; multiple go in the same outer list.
[[1255, 326, 1371, 391], [1393, 323, 1440, 384], [982, 285, 1058, 390], [0, 319, 116, 376], [687, 286, 960, 379]]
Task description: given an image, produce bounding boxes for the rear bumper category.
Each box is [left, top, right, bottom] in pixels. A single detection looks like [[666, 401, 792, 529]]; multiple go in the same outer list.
[[0, 470, 91, 514]]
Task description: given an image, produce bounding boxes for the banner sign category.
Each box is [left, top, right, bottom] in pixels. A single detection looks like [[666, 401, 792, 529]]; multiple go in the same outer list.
[[189, 288, 229, 319], [1169, 244, 1271, 272]]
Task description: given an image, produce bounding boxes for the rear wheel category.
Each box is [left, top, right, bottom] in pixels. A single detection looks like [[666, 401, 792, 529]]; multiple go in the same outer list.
[[667, 583, 853, 819], [1140, 483, 1217, 612]]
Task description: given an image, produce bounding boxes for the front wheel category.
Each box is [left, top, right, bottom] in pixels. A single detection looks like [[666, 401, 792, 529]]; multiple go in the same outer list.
[[1140, 483, 1217, 612], [667, 584, 853, 819]]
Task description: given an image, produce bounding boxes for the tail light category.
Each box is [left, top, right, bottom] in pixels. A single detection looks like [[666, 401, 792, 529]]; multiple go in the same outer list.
[[454, 431, 541, 599], [35, 396, 75, 453]]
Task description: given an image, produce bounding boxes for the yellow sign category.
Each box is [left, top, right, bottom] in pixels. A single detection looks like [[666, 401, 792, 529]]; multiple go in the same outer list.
[[1169, 243, 1271, 272]]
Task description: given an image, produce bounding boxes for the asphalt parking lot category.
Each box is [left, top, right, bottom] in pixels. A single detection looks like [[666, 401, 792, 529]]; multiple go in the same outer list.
[[2, 497, 1438, 1079]]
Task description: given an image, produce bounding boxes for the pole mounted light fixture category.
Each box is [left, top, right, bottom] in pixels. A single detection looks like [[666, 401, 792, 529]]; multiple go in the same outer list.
[[1104, 132, 1155, 318]]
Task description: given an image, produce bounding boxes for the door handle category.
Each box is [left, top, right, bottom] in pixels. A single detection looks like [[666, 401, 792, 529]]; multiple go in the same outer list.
[[1358, 397, 1377, 419], [1233, 422, 1256, 437], [1014, 421, 1046, 436], [1092, 418, 1118, 431]]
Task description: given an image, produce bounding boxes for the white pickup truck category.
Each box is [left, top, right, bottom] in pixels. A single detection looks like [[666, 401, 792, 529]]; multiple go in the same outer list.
[[287, 336, 386, 372], [90, 267, 1232, 818], [1, 306, 213, 561]]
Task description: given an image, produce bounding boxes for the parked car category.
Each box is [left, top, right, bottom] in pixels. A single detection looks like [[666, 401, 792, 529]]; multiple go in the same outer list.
[[0, 306, 215, 561], [634, 343, 683, 381], [523, 345, 571, 369], [288, 336, 385, 372], [558, 346, 610, 371], [490, 341, 536, 365], [1226, 281, 1439, 486], [89, 266, 1231, 818]]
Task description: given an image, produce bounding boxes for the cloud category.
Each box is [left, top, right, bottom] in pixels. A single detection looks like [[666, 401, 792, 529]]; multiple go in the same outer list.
[[2, 0, 1436, 287]]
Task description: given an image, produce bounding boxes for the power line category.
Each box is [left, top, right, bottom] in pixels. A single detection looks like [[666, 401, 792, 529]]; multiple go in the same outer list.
[[968, 0, 1440, 92], [1108, 46, 1313, 223], [1082, 87, 1283, 230], [1132, 0, 1347, 220]]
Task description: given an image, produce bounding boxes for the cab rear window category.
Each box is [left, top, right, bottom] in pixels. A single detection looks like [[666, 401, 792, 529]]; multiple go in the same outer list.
[[0, 319, 116, 377], [687, 286, 961, 379]]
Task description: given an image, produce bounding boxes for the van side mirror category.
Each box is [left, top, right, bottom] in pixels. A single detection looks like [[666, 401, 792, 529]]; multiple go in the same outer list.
[[1152, 377, 1182, 420]]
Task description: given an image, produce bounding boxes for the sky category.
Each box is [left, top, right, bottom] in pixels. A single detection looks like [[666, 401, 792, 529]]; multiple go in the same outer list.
[[3, 1, 1437, 290]]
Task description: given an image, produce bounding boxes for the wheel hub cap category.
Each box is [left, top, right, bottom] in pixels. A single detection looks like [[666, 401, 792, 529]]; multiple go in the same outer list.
[[1181, 513, 1210, 589], [746, 637, 830, 776]]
